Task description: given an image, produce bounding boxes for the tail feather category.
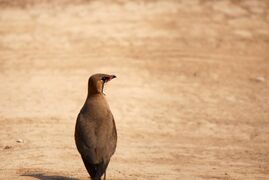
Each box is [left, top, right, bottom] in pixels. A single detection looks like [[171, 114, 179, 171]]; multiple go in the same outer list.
[[82, 157, 109, 180]]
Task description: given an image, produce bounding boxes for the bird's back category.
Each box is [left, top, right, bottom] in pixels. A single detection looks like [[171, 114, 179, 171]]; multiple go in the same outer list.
[[75, 94, 117, 164]]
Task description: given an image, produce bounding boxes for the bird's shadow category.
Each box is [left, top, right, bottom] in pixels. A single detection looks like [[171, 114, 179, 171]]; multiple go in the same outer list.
[[21, 173, 79, 180]]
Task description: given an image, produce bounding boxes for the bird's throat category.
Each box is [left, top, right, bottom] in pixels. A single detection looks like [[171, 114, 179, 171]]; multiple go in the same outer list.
[[102, 82, 106, 95]]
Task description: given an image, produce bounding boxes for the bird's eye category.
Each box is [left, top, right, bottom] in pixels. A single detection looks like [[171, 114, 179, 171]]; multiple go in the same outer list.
[[101, 77, 107, 81]]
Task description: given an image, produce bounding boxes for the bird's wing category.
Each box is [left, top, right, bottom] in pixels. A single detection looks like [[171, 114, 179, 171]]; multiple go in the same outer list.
[[75, 113, 100, 163], [75, 111, 117, 163], [109, 114, 117, 155]]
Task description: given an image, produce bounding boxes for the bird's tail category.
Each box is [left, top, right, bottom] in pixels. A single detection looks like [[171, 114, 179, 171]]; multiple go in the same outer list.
[[82, 157, 109, 180]]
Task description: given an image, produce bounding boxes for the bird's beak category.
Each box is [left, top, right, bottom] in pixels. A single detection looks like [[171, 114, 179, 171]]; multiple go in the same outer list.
[[104, 75, 116, 83], [111, 75, 117, 79]]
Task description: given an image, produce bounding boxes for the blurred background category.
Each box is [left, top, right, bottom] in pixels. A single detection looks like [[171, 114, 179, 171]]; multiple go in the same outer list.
[[0, 0, 268, 179]]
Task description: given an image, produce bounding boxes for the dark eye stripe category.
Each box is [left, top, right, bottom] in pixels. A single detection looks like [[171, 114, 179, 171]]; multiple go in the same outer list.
[[101, 77, 107, 81]]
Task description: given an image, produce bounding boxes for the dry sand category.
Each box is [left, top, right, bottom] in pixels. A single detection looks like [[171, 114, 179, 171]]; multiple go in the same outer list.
[[0, 0, 269, 179]]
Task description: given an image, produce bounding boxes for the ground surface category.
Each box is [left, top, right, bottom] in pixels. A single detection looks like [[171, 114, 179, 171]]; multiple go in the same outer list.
[[0, 0, 269, 179]]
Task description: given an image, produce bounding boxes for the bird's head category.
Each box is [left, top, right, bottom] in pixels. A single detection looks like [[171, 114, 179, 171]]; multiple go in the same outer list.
[[88, 73, 117, 95]]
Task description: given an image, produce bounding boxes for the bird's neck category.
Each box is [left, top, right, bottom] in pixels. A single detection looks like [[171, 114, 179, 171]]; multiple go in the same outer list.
[[86, 93, 105, 104], [82, 94, 109, 115], [88, 80, 103, 95]]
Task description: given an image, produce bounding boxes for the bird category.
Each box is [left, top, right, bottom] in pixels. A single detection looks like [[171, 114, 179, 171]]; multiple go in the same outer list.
[[75, 73, 117, 180]]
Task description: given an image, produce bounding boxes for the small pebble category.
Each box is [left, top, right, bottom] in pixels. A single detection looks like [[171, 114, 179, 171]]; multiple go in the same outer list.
[[4, 146, 12, 149], [255, 76, 265, 82], [16, 139, 24, 143]]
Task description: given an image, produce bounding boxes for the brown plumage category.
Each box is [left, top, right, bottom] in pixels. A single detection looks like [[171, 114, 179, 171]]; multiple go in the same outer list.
[[75, 74, 117, 180]]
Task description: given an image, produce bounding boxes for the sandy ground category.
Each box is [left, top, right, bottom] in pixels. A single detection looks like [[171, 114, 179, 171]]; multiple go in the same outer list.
[[0, 0, 269, 179]]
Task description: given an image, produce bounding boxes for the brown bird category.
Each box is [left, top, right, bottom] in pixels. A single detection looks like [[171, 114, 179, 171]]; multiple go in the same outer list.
[[75, 73, 117, 180]]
